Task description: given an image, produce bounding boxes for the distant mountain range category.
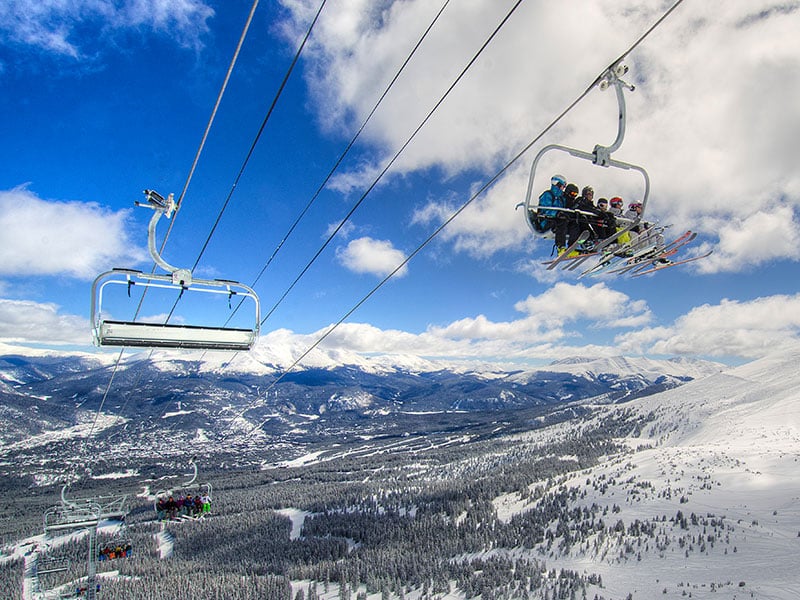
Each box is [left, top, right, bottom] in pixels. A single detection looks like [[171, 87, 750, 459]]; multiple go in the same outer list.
[[3, 342, 800, 598], [0, 343, 722, 481]]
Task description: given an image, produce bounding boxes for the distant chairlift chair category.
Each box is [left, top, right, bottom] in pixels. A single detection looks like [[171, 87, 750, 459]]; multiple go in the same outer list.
[[154, 456, 213, 520], [91, 190, 260, 351]]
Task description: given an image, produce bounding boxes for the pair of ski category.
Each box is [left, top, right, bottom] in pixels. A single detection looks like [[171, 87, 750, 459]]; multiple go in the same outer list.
[[542, 220, 642, 271], [584, 230, 694, 277], [584, 230, 712, 277]]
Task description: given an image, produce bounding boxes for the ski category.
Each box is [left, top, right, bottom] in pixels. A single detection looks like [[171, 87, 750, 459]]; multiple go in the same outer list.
[[583, 230, 694, 277], [631, 250, 713, 277], [565, 220, 643, 272], [611, 231, 693, 274], [627, 232, 698, 275], [597, 243, 664, 276], [542, 231, 591, 270]]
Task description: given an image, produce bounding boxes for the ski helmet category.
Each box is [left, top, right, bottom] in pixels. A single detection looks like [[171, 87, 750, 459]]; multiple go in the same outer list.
[[551, 174, 566, 187]]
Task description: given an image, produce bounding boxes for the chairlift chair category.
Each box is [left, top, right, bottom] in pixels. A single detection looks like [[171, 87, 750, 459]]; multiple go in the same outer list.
[[44, 502, 101, 534], [36, 555, 71, 576], [154, 457, 213, 520], [91, 190, 261, 351], [520, 63, 650, 236]]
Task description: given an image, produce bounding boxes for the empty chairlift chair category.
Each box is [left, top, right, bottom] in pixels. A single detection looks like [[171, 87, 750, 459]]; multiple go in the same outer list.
[[91, 190, 260, 351]]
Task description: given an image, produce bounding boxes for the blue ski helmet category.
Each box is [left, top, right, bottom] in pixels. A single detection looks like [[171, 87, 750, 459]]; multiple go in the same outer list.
[[551, 174, 566, 187]]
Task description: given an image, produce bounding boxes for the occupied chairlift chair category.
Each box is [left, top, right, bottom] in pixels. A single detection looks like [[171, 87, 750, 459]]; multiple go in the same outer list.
[[519, 62, 650, 236], [40, 487, 104, 600], [39, 485, 131, 598], [154, 457, 213, 520], [91, 190, 261, 351]]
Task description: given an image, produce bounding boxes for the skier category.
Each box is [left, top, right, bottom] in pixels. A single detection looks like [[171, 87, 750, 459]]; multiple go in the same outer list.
[[559, 183, 584, 254], [594, 197, 618, 241], [609, 197, 631, 244], [533, 174, 567, 234], [572, 185, 605, 246]]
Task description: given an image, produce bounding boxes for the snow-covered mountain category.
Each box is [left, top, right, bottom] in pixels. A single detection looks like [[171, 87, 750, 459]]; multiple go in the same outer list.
[[489, 344, 800, 598], [1, 343, 798, 598], [0, 343, 722, 488]]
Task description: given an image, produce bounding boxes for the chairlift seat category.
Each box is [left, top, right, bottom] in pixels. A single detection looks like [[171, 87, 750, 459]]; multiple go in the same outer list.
[[37, 557, 70, 575], [97, 320, 256, 350]]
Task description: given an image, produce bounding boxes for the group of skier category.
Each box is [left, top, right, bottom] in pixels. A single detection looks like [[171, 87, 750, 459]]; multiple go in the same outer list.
[[156, 492, 211, 521], [533, 173, 646, 256], [98, 542, 132, 561]]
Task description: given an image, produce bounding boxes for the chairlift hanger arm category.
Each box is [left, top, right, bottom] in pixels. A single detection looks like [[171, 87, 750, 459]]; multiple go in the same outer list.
[[183, 456, 199, 487], [137, 190, 194, 285]]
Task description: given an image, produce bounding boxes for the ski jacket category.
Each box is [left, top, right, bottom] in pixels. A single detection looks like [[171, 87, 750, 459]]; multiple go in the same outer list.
[[538, 185, 565, 217]]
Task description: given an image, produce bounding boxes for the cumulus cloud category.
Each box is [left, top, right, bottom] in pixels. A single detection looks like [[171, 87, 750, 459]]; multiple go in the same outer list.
[[0, 186, 146, 279], [0, 298, 90, 345], [335, 236, 408, 278], [267, 289, 799, 364], [513, 282, 651, 328], [0, 0, 214, 57], [307, 282, 651, 362], [615, 295, 800, 359], [411, 161, 532, 258], [694, 206, 799, 273], [279, 1, 800, 270]]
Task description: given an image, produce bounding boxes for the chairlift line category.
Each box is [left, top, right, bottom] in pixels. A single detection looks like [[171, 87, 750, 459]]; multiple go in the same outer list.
[[91, 190, 261, 351]]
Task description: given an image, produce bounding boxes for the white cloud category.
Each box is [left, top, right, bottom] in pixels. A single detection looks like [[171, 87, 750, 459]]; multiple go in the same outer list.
[[278, 289, 800, 364], [616, 295, 800, 359], [324, 218, 355, 240], [307, 282, 652, 361], [335, 236, 408, 278], [0, 0, 214, 57], [411, 162, 532, 258], [694, 206, 799, 273], [513, 282, 650, 327], [0, 298, 90, 345], [0, 186, 146, 280], [280, 1, 800, 271]]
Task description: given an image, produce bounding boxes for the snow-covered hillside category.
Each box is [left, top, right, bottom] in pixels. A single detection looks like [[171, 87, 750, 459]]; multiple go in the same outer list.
[[493, 345, 800, 599]]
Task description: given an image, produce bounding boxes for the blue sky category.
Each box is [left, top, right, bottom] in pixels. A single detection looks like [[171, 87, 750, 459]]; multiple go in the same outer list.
[[1, 0, 799, 366]]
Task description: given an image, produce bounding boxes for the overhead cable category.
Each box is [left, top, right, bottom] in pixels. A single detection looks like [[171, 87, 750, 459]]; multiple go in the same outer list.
[[259, 0, 525, 327], [227, 0, 688, 440], [191, 0, 329, 271]]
